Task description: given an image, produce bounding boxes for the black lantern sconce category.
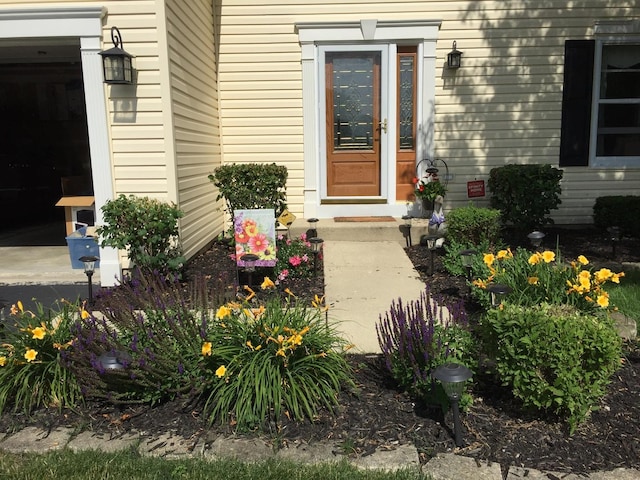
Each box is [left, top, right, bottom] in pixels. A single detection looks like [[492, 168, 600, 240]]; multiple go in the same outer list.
[[306, 218, 319, 239], [459, 249, 477, 282], [99, 27, 134, 84], [486, 283, 512, 308], [240, 253, 259, 287], [447, 41, 462, 69], [527, 231, 545, 250], [401, 215, 413, 247], [432, 362, 473, 447], [309, 237, 324, 276], [79, 255, 99, 305]]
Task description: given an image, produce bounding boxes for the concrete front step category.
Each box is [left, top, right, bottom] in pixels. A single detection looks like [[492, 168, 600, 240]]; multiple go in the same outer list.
[[288, 217, 432, 246]]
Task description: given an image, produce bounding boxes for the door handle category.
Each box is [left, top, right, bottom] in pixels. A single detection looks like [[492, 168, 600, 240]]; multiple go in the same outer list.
[[379, 118, 387, 133]]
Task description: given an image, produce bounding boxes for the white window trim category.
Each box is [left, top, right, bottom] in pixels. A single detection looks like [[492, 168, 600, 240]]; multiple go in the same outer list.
[[296, 20, 441, 218], [590, 20, 640, 168], [0, 7, 120, 285]]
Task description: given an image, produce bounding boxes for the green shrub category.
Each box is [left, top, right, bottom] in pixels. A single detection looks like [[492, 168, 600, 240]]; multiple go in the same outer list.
[[593, 196, 640, 238], [208, 163, 288, 224], [488, 164, 563, 232], [442, 238, 494, 279], [376, 287, 476, 408], [0, 300, 83, 415], [482, 303, 622, 433], [445, 205, 502, 247], [471, 248, 624, 313], [202, 293, 353, 429], [97, 195, 185, 275]]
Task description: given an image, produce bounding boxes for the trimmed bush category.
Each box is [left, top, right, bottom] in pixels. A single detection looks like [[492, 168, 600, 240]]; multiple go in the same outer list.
[[488, 164, 562, 232], [593, 196, 640, 238], [445, 205, 502, 247], [208, 163, 288, 223], [482, 303, 621, 433]]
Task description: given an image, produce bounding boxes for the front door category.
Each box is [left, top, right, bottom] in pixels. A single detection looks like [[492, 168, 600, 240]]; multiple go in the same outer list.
[[324, 49, 386, 198]]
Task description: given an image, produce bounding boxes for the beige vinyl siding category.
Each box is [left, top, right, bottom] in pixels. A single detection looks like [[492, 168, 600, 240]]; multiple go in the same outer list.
[[164, 0, 222, 259], [217, 0, 640, 224]]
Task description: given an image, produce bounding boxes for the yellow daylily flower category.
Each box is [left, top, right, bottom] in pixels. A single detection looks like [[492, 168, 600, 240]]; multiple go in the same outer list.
[[215, 365, 226, 378], [597, 294, 609, 308], [594, 268, 613, 283], [0, 356, 6, 367], [216, 305, 232, 319], [577, 255, 589, 265], [528, 253, 541, 265], [261, 276, 275, 290], [496, 249, 511, 260], [81, 309, 91, 320], [284, 288, 296, 298], [31, 326, 46, 340], [483, 253, 495, 267], [24, 349, 38, 362], [541, 251, 555, 263], [202, 342, 212, 356], [527, 277, 539, 285]]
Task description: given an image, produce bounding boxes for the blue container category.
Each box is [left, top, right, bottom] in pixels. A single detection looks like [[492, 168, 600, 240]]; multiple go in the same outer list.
[[65, 228, 100, 269]]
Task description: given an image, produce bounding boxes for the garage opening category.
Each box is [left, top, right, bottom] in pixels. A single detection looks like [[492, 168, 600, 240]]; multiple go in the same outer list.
[[0, 40, 92, 247]]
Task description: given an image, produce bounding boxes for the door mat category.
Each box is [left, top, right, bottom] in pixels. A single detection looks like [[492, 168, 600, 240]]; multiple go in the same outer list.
[[334, 216, 396, 222]]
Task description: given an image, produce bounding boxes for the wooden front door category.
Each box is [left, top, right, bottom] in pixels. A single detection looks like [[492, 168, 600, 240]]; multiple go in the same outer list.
[[325, 51, 382, 197]]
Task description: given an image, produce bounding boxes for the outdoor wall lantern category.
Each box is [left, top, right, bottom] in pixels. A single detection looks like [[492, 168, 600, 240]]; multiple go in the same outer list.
[[99, 26, 134, 84], [240, 253, 259, 287], [306, 218, 319, 239], [79, 255, 99, 305], [486, 283, 513, 308], [432, 362, 473, 447], [402, 215, 413, 247], [309, 237, 324, 276], [459, 249, 477, 282], [447, 41, 462, 69], [527, 231, 545, 250]]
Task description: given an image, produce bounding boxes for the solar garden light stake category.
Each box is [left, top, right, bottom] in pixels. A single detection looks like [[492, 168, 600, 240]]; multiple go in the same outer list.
[[98, 351, 128, 371], [306, 218, 319, 239], [309, 237, 324, 277], [79, 255, 99, 305], [425, 234, 440, 275], [459, 249, 477, 282], [486, 283, 513, 308], [401, 215, 413, 247], [432, 363, 473, 447], [240, 253, 259, 288], [607, 226, 621, 259], [527, 230, 545, 251]]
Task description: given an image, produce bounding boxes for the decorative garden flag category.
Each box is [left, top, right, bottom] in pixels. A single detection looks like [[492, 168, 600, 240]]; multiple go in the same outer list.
[[233, 209, 277, 267]]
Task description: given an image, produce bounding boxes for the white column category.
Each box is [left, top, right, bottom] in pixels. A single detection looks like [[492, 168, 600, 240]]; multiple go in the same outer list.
[[300, 42, 319, 218], [80, 37, 120, 286]]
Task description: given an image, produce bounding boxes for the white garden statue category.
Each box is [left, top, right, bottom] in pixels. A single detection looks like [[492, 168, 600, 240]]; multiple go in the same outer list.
[[429, 195, 446, 248]]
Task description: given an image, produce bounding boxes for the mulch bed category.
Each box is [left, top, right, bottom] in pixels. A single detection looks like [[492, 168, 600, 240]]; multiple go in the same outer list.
[[0, 226, 638, 474]]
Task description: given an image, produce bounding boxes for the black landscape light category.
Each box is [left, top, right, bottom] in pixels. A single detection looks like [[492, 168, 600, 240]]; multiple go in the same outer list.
[[607, 226, 621, 259], [240, 253, 259, 287], [527, 231, 545, 250], [486, 283, 512, 308], [98, 351, 129, 371], [99, 27, 134, 84], [425, 234, 441, 275], [79, 255, 99, 305], [459, 249, 477, 282], [447, 41, 462, 69], [306, 218, 319, 239], [309, 237, 324, 276], [402, 215, 413, 247], [432, 362, 473, 447]]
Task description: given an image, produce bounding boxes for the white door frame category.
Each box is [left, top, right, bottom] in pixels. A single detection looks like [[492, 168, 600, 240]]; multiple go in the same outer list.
[[0, 7, 120, 285], [296, 19, 441, 218]]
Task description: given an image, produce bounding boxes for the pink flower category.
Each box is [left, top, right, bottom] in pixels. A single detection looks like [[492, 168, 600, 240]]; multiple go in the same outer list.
[[289, 255, 302, 267], [302, 254, 309, 262], [278, 269, 289, 281], [248, 233, 268, 253], [300, 233, 307, 241]]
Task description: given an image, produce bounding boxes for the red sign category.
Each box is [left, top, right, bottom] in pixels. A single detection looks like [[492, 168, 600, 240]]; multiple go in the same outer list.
[[467, 180, 485, 198]]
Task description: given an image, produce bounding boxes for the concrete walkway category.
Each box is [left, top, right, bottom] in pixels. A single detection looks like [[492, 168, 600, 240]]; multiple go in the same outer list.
[[324, 240, 426, 353]]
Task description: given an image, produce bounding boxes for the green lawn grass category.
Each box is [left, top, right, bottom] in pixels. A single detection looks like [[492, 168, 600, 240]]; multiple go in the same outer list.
[[609, 266, 640, 335], [0, 450, 430, 480]]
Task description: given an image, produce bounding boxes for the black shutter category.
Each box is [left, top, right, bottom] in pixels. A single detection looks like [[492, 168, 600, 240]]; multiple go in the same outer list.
[[559, 40, 595, 167]]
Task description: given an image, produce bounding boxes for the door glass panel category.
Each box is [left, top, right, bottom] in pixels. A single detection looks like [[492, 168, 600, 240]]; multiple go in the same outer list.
[[398, 55, 415, 150], [329, 53, 379, 150]]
